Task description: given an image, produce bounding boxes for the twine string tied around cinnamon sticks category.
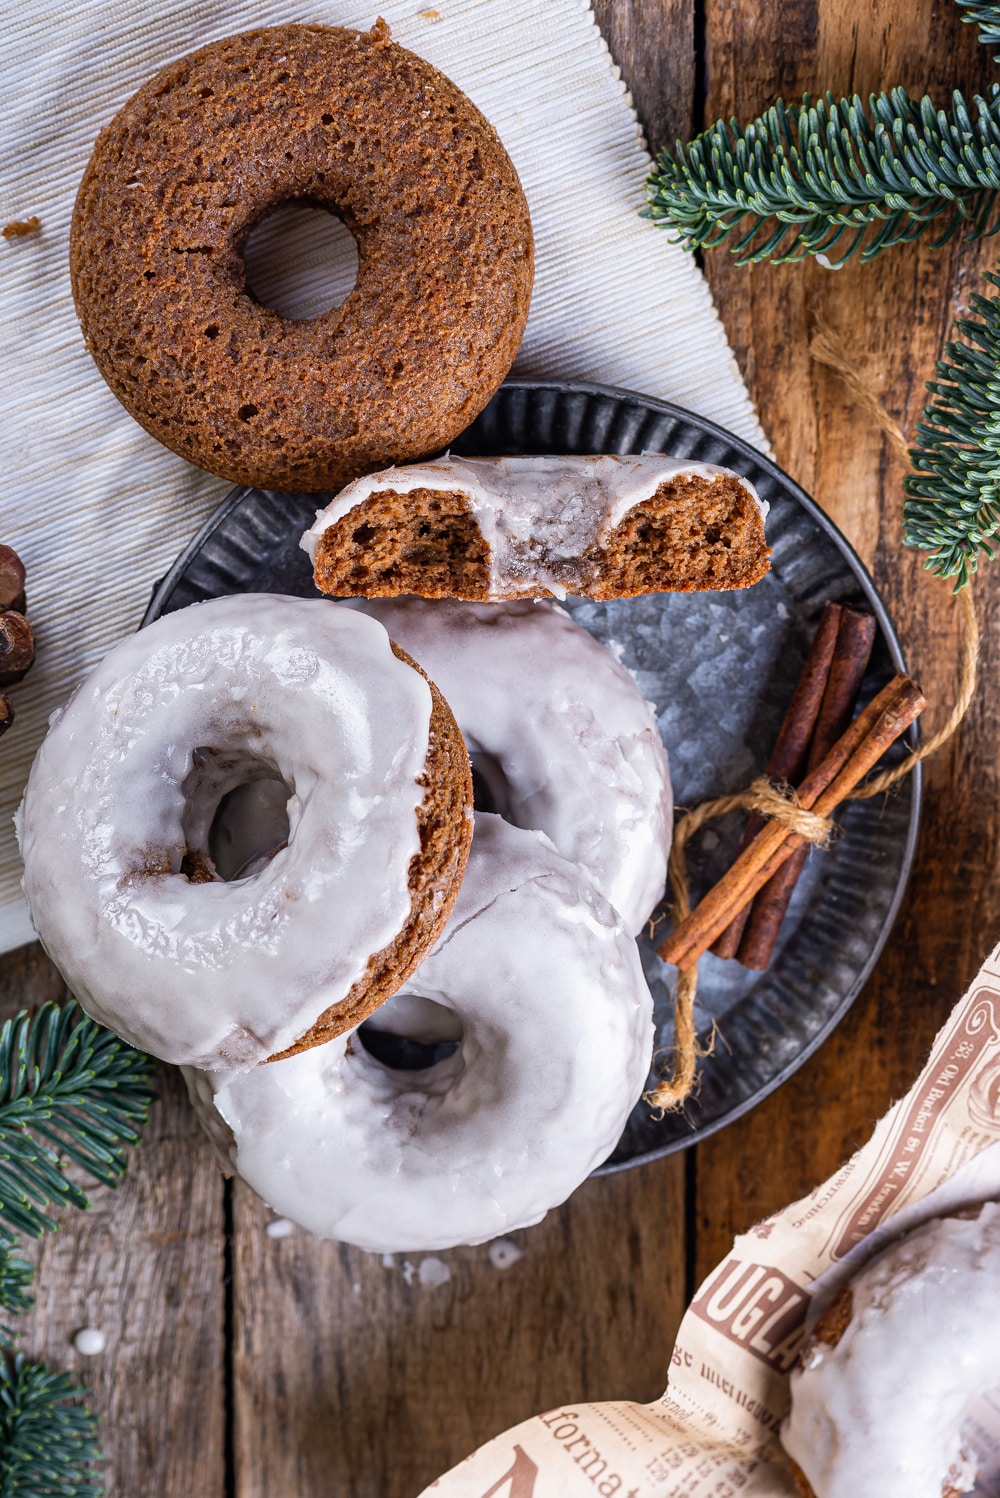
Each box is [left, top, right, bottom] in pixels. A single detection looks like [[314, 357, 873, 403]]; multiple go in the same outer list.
[[645, 318, 980, 1117], [646, 779, 837, 1119]]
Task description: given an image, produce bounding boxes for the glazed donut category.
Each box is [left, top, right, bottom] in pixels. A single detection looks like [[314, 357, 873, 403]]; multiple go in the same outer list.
[[69, 24, 533, 492], [186, 814, 655, 1251], [16, 595, 472, 1070], [782, 1202, 1000, 1498], [352, 597, 672, 933], [303, 452, 769, 600]]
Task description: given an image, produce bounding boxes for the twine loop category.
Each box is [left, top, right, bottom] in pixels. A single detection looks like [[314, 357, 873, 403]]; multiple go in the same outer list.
[[743, 777, 834, 846]]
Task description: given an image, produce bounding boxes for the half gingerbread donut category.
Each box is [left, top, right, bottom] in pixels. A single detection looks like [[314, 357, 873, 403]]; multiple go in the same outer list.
[[70, 23, 533, 492], [304, 453, 770, 600]]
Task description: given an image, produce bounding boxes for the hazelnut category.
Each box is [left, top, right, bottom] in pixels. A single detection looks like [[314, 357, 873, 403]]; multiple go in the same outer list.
[[0, 610, 34, 686]]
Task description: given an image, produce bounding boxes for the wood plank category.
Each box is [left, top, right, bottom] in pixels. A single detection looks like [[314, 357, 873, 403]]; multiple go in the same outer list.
[[3, 943, 227, 1498], [694, 0, 1000, 1279], [231, 1154, 685, 1498], [592, 0, 696, 155]]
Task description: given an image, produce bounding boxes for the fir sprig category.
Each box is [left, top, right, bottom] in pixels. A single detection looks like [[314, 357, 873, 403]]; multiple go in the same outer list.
[[0, 1003, 154, 1238], [956, 0, 1000, 57], [0, 1246, 32, 1344], [644, 87, 1000, 265], [904, 271, 1000, 584], [0, 1355, 101, 1497]]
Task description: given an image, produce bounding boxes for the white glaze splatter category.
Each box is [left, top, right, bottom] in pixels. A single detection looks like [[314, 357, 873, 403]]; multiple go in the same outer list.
[[488, 1239, 525, 1271], [73, 1327, 106, 1356], [418, 1257, 451, 1288]]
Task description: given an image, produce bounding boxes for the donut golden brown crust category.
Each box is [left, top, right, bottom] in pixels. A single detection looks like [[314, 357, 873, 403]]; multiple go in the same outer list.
[[69, 22, 533, 492], [268, 643, 473, 1060]]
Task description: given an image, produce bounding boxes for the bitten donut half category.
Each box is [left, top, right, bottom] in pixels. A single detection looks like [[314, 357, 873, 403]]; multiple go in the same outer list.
[[303, 453, 770, 600], [16, 596, 473, 1071], [69, 23, 533, 492]]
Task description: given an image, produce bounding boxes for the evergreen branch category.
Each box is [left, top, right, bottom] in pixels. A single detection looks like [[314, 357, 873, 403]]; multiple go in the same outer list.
[[0, 1003, 154, 1238], [644, 87, 1000, 265], [955, 0, 1000, 57], [0, 1355, 101, 1497], [0, 1246, 32, 1344], [904, 271, 1000, 586]]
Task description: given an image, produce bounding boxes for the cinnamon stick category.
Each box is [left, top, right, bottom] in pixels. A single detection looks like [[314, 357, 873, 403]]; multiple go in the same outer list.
[[712, 602, 842, 958], [658, 674, 926, 971], [735, 605, 877, 969]]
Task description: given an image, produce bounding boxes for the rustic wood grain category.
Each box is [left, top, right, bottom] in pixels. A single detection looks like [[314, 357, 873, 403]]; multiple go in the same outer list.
[[231, 1154, 685, 1498], [592, 0, 696, 155], [693, 0, 1000, 1278], [0, 944, 227, 1498]]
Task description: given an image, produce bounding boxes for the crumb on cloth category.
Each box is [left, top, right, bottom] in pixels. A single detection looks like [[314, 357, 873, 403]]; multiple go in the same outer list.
[[2, 216, 40, 239]]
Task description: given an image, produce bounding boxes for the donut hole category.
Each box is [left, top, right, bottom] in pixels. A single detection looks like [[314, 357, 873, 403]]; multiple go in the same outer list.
[[358, 992, 463, 1073], [242, 200, 359, 321], [208, 777, 292, 880], [469, 751, 512, 819]]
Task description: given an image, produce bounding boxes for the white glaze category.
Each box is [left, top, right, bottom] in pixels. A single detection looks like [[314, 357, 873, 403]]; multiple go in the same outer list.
[[17, 595, 433, 1069], [188, 815, 655, 1252], [782, 1202, 1000, 1497], [301, 453, 767, 598], [353, 597, 672, 933]]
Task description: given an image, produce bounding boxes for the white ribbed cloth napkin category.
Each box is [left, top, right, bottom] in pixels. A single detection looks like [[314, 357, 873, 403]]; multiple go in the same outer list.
[[0, 0, 765, 953]]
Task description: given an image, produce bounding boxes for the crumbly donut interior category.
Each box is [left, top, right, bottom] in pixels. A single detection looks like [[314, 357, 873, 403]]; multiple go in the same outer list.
[[313, 473, 769, 599], [586, 474, 771, 597], [313, 488, 491, 598]]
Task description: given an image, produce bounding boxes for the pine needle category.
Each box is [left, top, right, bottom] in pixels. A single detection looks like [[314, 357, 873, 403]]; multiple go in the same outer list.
[[904, 270, 1000, 585], [644, 87, 1000, 265], [0, 1355, 101, 1498], [955, 0, 1000, 57], [0, 1246, 32, 1345], [0, 1003, 155, 1238]]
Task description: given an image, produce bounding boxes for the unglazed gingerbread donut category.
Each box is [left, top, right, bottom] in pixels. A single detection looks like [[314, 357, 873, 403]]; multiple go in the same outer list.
[[69, 23, 533, 492]]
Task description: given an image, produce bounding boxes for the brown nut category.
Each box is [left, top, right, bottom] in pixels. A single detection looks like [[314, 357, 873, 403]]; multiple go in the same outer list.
[[0, 611, 34, 686], [0, 547, 26, 614], [0, 694, 14, 737]]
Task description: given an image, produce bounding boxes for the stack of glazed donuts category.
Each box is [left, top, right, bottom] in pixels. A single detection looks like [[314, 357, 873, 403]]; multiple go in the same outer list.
[[17, 585, 678, 1251], [17, 458, 770, 1251], [25, 21, 774, 1252]]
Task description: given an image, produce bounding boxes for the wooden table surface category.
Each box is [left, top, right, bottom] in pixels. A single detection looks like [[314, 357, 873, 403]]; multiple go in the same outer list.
[[8, 1, 999, 1493]]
